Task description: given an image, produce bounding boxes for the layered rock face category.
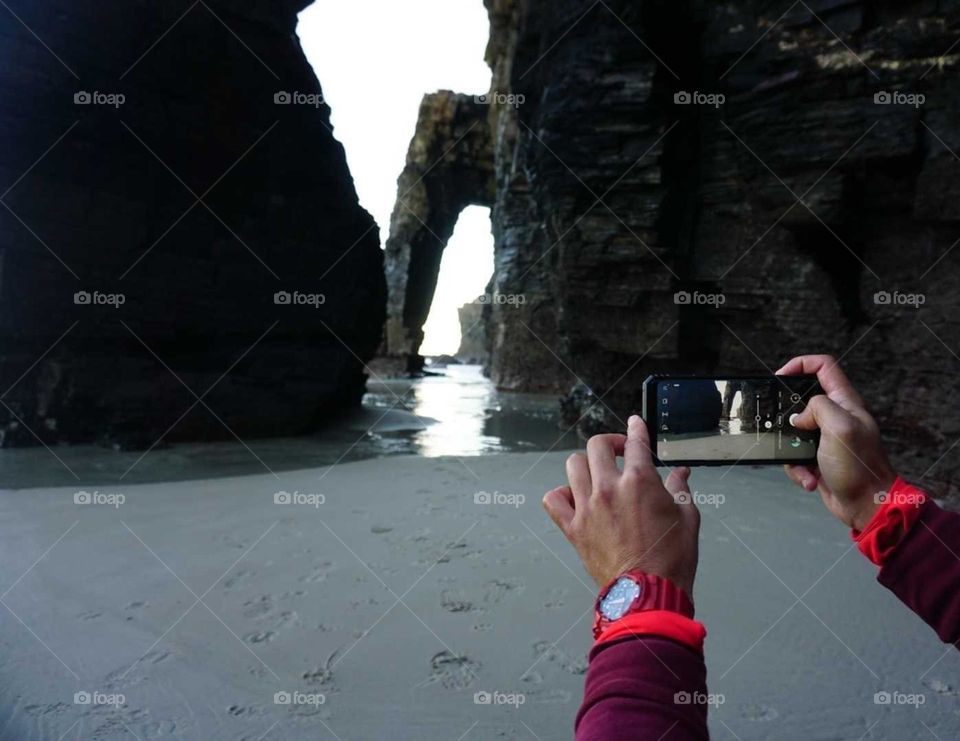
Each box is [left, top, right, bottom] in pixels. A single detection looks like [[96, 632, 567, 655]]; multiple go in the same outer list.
[[456, 302, 487, 363], [487, 0, 960, 497], [383, 91, 495, 372], [0, 1, 385, 448], [385, 0, 960, 496]]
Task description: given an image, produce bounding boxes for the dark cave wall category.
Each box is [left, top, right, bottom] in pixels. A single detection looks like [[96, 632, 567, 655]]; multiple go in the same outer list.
[[480, 0, 960, 496], [0, 0, 386, 448]]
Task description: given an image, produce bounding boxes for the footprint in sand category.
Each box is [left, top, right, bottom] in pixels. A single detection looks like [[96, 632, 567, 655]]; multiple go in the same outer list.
[[223, 569, 256, 590], [741, 703, 779, 721], [302, 646, 343, 688], [482, 578, 524, 604], [923, 678, 956, 695], [426, 650, 480, 690], [441, 579, 523, 613], [133, 648, 171, 666], [527, 688, 573, 704], [77, 610, 102, 621], [298, 561, 335, 584], [245, 630, 276, 644], [544, 588, 566, 609], [441, 590, 473, 613], [531, 641, 587, 675], [23, 702, 72, 718], [243, 595, 275, 620]]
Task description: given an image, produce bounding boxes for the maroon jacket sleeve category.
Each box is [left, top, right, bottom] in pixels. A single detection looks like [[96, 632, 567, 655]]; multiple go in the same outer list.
[[575, 637, 708, 740], [877, 498, 960, 645]]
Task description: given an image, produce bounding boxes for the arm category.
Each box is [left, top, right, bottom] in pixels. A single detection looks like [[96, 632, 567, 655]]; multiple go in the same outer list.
[[859, 480, 960, 645], [542, 417, 710, 740], [576, 637, 708, 740], [778, 355, 960, 647]]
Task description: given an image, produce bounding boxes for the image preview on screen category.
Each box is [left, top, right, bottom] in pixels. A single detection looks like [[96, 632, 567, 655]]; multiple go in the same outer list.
[[655, 378, 819, 463]]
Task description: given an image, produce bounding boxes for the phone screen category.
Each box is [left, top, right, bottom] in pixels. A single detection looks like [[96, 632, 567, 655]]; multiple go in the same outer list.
[[651, 376, 820, 464]]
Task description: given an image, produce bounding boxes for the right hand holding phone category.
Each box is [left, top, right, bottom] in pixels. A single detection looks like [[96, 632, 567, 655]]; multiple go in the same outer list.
[[777, 355, 896, 531]]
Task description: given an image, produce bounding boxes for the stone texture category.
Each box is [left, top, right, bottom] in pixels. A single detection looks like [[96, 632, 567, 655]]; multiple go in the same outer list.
[[487, 0, 960, 498], [383, 91, 495, 372], [0, 0, 385, 449], [456, 301, 487, 362], [387, 0, 960, 498]]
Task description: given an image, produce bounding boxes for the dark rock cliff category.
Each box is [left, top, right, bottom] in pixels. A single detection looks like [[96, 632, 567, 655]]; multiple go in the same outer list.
[[0, 1, 386, 449], [387, 0, 960, 497]]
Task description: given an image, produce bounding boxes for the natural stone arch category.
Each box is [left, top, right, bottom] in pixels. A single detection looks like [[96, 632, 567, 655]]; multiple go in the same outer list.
[[383, 91, 495, 372]]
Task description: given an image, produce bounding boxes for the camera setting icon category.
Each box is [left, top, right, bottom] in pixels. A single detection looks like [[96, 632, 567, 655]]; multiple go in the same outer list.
[[274, 91, 291, 105], [673, 291, 692, 305], [674, 91, 691, 105], [74, 91, 92, 105], [474, 691, 492, 705]]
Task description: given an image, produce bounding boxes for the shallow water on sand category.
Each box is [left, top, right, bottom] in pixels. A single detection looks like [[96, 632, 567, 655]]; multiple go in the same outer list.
[[0, 365, 580, 488]]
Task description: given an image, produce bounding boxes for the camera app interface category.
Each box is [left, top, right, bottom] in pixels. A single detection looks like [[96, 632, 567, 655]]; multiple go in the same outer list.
[[656, 378, 819, 462]]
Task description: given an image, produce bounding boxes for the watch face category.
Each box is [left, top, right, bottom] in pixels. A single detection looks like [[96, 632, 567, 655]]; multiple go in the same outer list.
[[600, 576, 642, 621]]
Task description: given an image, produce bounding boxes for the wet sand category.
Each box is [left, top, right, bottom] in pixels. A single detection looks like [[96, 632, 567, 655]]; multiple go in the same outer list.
[[0, 454, 957, 740]]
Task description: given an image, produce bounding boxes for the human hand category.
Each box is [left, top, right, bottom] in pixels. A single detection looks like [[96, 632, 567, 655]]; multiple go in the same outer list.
[[777, 355, 896, 530], [542, 416, 700, 598]]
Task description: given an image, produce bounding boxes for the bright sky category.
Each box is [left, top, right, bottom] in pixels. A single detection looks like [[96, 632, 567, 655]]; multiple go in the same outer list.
[[297, 1, 495, 356]]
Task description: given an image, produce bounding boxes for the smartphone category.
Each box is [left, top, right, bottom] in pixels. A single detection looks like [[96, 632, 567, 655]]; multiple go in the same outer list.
[[641, 375, 822, 466]]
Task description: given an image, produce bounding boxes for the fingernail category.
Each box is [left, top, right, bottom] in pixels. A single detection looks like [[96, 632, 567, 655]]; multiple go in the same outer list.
[[789, 413, 799, 427], [628, 415, 640, 429]]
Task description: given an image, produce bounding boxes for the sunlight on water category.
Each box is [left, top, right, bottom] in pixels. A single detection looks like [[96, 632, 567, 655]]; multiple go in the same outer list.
[[1, 366, 579, 488]]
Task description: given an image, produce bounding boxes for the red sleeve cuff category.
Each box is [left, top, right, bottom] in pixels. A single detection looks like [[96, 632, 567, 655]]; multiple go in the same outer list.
[[594, 610, 707, 654], [851, 477, 928, 566]]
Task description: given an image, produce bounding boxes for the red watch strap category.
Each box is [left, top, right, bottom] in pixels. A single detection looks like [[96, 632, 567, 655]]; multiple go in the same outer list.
[[647, 574, 695, 616]]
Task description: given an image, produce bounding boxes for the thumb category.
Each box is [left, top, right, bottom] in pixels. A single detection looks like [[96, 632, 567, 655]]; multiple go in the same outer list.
[[664, 467, 692, 501], [790, 394, 851, 433], [542, 485, 575, 534], [623, 415, 654, 474]]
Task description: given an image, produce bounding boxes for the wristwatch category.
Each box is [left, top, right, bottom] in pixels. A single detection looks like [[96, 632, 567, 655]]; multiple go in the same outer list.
[[593, 571, 695, 639]]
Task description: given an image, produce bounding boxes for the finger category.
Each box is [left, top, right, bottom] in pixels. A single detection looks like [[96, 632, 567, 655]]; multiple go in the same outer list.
[[792, 394, 854, 434], [664, 467, 691, 499], [783, 464, 818, 492], [565, 452, 591, 509], [623, 416, 655, 475], [775, 355, 864, 410], [542, 486, 575, 533], [586, 434, 626, 490]]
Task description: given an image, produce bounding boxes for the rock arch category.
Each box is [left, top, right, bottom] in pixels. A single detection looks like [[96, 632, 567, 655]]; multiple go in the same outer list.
[[383, 92, 495, 372]]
